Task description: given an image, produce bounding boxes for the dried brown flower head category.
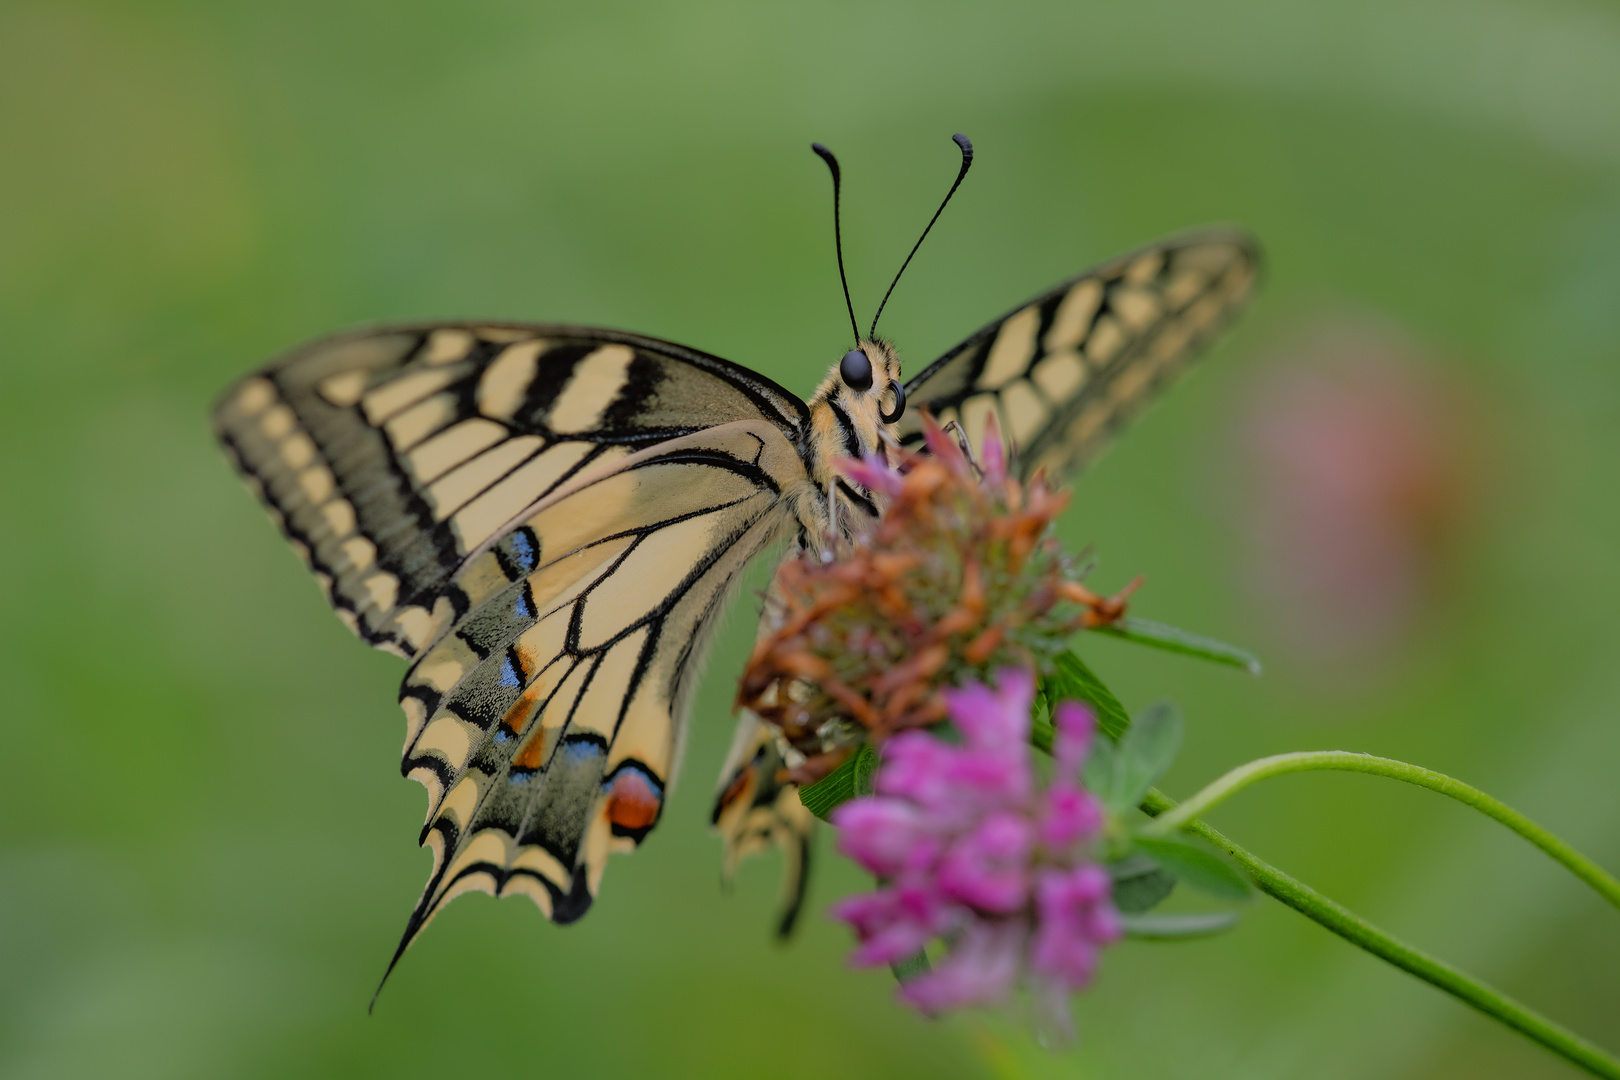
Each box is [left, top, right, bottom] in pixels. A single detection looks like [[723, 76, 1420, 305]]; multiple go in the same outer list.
[[737, 415, 1135, 783]]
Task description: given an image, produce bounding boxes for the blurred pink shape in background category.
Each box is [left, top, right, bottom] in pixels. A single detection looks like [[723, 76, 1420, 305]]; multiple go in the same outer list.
[[1233, 320, 1475, 669]]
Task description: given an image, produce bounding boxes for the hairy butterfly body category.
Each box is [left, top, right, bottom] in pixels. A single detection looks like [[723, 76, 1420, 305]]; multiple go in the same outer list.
[[213, 135, 1259, 989]]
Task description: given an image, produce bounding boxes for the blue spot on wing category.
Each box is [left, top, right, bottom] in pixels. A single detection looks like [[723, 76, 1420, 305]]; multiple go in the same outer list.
[[499, 653, 521, 689], [515, 587, 535, 621], [562, 739, 601, 768], [501, 528, 539, 576]]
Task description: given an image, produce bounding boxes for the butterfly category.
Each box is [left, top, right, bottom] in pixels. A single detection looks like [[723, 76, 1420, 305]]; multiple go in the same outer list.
[[213, 134, 1259, 990]]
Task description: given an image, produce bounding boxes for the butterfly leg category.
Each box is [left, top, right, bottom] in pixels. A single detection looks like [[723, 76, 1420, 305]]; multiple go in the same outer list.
[[824, 476, 839, 556], [941, 419, 984, 476]]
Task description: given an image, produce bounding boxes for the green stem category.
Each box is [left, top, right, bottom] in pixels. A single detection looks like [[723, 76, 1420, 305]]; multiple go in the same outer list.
[[1141, 751, 1620, 913], [1140, 789, 1620, 1079]]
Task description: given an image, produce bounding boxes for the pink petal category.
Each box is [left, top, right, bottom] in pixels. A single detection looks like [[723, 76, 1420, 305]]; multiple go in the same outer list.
[[937, 812, 1034, 914], [875, 731, 966, 812], [944, 668, 1033, 752], [922, 417, 968, 468], [830, 797, 941, 878], [978, 409, 1007, 485], [1029, 866, 1120, 988], [1039, 784, 1103, 850], [835, 452, 905, 498], [1051, 700, 1096, 780], [897, 921, 1025, 1013], [941, 750, 1032, 812], [832, 884, 953, 966]]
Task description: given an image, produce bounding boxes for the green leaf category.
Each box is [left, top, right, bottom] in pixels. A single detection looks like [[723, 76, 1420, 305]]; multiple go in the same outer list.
[[1135, 836, 1252, 901], [1046, 651, 1131, 740], [1115, 701, 1183, 810], [798, 744, 878, 821], [1080, 732, 1116, 797], [889, 950, 931, 983], [1120, 912, 1241, 940], [1030, 711, 1056, 756], [1109, 855, 1176, 914], [852, 741, 878, 796], [1091, 617, 1263, 675]]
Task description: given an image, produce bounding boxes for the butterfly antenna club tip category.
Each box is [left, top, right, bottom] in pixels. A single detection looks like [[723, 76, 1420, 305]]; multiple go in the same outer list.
[[812, 142, 861, 345]]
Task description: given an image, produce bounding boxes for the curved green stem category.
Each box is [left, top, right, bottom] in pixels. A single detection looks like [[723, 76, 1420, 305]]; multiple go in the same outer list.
[[1139, 789, 1620, 1079], [1140, 751, 1620, 913]]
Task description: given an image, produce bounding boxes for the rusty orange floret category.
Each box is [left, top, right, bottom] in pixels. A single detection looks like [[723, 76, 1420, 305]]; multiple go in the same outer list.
[[736, 413, 1138, 784]]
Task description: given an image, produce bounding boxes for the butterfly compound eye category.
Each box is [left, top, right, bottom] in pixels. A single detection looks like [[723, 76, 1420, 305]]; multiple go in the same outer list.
[[839, 348, 874, 391]]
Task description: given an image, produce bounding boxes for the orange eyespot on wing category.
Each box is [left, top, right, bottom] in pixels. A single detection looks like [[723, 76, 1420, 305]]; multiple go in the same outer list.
[[605, 765, 664, 836]]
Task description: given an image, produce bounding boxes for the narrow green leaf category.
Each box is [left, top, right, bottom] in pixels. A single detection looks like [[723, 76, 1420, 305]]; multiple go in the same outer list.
[[1115, 701, 1184, 810], [1135, 836, 1252, 901], [797, 761, 853, 821], [852, 742, 878, 796], [1047, 651, 1131, 740], [798, 744, 878, 821], [1092, 617, 1263, 675], [1120, 912, 1242, 939], [1109, 855, 1177, 914], [1030, 712, 1055, 756]]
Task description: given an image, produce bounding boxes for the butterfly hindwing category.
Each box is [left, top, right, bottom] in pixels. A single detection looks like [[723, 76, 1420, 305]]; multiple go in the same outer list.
[[897, 228, 1260, 480], [213, 323, 810, 660], [385, 420, 808, 961]]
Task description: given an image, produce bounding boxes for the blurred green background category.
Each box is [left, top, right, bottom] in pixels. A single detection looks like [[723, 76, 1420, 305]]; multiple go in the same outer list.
[[4, 1, 1619, 1077]]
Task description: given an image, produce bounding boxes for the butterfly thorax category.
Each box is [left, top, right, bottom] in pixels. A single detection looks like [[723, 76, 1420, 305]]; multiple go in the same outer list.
[[797, 338, 902, 538]]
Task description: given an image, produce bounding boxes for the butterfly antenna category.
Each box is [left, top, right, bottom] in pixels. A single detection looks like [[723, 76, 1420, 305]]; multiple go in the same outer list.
[[811, 142, 861, 345], [869, 133, 973, 339]]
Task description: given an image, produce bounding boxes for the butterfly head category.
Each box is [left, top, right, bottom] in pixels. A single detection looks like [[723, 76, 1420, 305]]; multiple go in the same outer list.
[[805, 338, 904, 489], [836, 339, 905, 424]]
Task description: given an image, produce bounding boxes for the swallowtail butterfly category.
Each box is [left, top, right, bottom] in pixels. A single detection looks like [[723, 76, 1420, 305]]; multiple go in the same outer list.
[[213, 134, 1259, 991]]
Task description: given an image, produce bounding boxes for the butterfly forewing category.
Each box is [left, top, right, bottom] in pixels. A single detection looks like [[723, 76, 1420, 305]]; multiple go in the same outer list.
[[213, 325, 814, 955], [898, 228, 1260, 480], [213, 323, 810, 659]]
